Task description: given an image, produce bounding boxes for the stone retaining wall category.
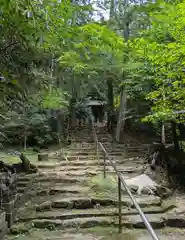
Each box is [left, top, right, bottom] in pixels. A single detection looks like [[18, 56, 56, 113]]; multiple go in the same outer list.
[[0, 211, 8, 240], [0, 172, 34, 239]]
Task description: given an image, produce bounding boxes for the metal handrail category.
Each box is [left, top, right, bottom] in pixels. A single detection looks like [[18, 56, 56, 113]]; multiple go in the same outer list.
[[99, 142, 159, 240], [91, 122, 159, 240]]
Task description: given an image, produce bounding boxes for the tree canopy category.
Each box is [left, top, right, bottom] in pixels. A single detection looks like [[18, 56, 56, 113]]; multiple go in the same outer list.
[[1, 0, 185, 146]]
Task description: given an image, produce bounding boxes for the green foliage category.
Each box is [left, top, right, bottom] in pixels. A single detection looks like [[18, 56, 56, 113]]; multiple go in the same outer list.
[[2, 0, 185, 145], [41, 88, 68, 109], [124, 0, 185, 123]]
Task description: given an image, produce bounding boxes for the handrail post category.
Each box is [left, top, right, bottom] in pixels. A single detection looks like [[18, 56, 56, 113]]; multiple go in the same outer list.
[[103, 152, 106, 178], [118, 176, 122, 233]]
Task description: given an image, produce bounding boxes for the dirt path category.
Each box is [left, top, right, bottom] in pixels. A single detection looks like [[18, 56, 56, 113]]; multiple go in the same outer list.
[[5, 127, 185, 240]]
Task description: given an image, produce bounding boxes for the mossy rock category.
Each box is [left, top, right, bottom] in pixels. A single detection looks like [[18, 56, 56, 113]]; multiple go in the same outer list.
[[35, 201, 52, 212], [10, 223, 30, 235]]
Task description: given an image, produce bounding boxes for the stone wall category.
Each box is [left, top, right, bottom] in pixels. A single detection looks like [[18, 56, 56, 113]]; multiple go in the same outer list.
[[0, 171, 17, 228], [0, 171, 34, 239], [0, 211, 7, 240]]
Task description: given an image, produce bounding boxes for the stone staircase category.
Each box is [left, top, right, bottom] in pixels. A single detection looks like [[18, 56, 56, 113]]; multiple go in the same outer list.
[[5, 126, 185, 240]]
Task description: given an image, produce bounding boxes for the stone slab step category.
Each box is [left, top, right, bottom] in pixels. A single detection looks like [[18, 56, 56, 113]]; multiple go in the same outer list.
[[38, 164, 144, 174], [57, 165, 143, 174], [17, 187, 25, 194], [65, 150, 144, 155], [17, 173, 39, 182], [38, 170, 98, 177], [36, 185, 90, 196], [36, 163, 61, 169], [102, 144, 148, 149], [42, 169, 143, 178], [55, 146, 144, 151], [51, 155, 144, 162], [17, 181, 28, 188], [63, 154, 144, 159], [57, 159, 142, 166], [16, 205, 175, 222], [67, 144, 145, 148], [8, 228, 185, 240], [30, 214, 185, 229], [68, 145, 144, 149], [34, 175, 86, 184], [71, 139, 94, 143], [63, 171, 140, 178], [37, 169, 143, 180], [34, 195, 161, 210]]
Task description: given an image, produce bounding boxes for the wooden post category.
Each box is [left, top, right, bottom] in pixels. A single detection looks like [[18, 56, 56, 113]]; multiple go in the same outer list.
[[118, 176, 122, 233]]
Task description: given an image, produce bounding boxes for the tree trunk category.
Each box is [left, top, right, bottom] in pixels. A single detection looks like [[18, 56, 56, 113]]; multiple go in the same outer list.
[[161, 123, 166, 146], [178, 123, 185, 140], [56, 109, 67, 143], [69, 97, 77, 129], [178, 123, 185, 149], [171, 121, 180, 150], [107, 0, 115, 132], [107, 78, 114, 132], [69, 71, 77, 129], [115, 87, 127, 142], [110, 0, 115, 19], [24, 135, 27, 151], [115, 0, 129, 142]]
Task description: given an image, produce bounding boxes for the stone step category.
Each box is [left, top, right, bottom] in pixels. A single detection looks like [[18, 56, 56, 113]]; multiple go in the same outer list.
[[71, 132, 92, 135], [68, 143, 146, 148], [71, 138, 94, 143], [102, 144, 148, 148], [56, 171, 98, 177], [8, 227, 185, 240], [34, 195, 161, 211], [16, 205, 175, 223], [17, 181, 28, 188], [17, 173, 39, 182], [51, 155, 144, 162], [65, 148, 143, 153], [38, 167, 143, 176], [36, 170, 139, 179], [61, 152, 144, 158], [62, 171, 139, 178], [35, 185, 90, 196], [42, 165, 143, 174], [34, 175, 86, 184], [17, 176, 30, 182], [17, 187, 25, 194], [57, 159, 142, 166], [36, 163, 61, 169], [63, 142, 144, 147], [39, 157, 142, 166], [29, 213, 185, 229], [71, 138, 93, 141]]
